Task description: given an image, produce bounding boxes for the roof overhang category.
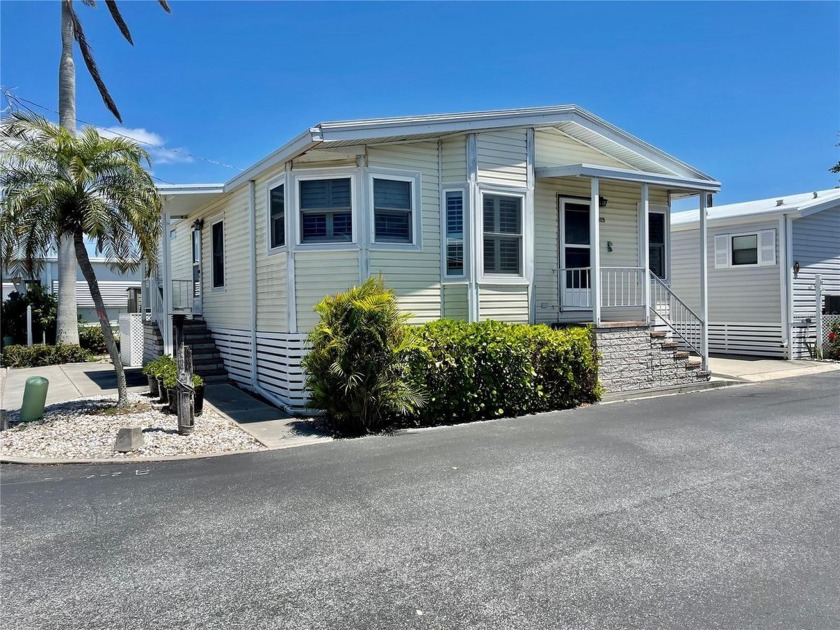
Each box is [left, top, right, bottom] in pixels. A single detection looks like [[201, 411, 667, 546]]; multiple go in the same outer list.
[[157, 184, 225, 218], [535, 163, 721, 193]]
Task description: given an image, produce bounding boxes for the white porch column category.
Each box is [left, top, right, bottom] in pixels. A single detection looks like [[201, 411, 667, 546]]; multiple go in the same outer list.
[[590, 178, 601, 325], [161, 211, 173, 355], [639, 183, 650, 324], [699, 192, 709, 371], [139, 260, 148, 318]]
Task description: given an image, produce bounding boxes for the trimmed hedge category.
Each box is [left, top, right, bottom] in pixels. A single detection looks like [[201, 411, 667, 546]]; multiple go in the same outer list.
[[0, 344, 90, 368], [78, 325, 118, 354], [404, 320, 600, 426]]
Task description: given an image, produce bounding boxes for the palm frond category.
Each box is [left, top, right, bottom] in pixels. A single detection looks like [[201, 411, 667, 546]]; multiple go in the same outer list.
[[104, 0, 133, 44]]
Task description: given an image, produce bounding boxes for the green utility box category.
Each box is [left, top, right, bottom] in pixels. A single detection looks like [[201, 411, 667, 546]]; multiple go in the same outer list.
[[20, 376, 49, 423]]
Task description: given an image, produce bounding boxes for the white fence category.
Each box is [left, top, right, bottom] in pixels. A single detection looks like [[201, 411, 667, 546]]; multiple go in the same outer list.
[[119, 313, 144, 367]]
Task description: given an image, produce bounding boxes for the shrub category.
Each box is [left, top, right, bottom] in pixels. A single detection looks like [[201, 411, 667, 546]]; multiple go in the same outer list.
[[142, 355, 175, 378], [404, 320, 600, 426], [0, 286, 58, 345], [302, 277, 425, 435], [0, 344, 90, 368], [78, 324, 119, 354]]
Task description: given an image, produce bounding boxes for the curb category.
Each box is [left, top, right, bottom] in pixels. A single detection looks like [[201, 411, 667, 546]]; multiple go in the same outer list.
[[0, 448, 265, 466], [599, 378, 741, 404]]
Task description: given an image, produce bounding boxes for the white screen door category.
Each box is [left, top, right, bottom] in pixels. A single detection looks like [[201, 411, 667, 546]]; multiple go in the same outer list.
[[191, 228, 203, 315], [559, 199, 591, 309]]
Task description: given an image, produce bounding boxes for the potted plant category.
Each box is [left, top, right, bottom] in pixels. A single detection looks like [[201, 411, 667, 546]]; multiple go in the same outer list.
[[163, 369, 178, 414], [142, 358, 161, 397], [192, 374, 205, 416], [156, 356, 176, 405]]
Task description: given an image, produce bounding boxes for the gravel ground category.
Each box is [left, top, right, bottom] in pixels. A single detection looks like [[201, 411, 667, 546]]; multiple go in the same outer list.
[[0, 393, 263, 459]]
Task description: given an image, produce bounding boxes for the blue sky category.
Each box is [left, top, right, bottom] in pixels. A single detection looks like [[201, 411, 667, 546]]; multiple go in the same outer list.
[[2, 1, 838, 208]]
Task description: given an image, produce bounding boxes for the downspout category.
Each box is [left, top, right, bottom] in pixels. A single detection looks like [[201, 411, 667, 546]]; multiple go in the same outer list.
[[778, 214, 790, 359], [248, 180, 258, 389]]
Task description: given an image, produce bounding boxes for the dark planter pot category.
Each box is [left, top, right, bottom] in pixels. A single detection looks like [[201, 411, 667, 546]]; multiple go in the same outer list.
[[157, 379, 168, 404], [194, 385, 205, 416], [148, 376, 160, 398], [167, 388, 177, 413]]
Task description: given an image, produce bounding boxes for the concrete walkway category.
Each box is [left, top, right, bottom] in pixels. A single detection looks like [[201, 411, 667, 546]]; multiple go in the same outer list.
[[709, 356, 840, 382], [0, 362, 330, 450]]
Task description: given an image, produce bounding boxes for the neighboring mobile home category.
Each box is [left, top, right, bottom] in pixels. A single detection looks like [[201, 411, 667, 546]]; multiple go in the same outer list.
[[670, 189, 840, 359], [146, 106, 721, 410]]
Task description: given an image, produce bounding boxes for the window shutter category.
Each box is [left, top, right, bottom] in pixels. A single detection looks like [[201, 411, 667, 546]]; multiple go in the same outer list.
[[758, 229, 776, 266], [714, 235, 730, 268]]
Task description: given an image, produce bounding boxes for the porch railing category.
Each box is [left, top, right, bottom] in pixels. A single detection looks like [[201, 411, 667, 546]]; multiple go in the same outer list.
[[601, 267, 646, 308], [558, 267, 592, 308], [145, 277, 164, 324], [649, 271, 703, 356], [171, 279, 197, 312]]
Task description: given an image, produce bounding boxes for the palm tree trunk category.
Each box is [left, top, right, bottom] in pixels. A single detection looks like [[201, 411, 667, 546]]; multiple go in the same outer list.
[[56, 0, 79, 345], [73, 231, 128, 407]]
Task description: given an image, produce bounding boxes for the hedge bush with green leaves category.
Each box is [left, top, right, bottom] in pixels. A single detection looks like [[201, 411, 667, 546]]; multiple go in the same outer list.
[[1, 286, 57, 345], [302, 277, 425, 436], [0, 344, 90, 368], [78, 325, 119, 354], [404, 320, 600, 426]]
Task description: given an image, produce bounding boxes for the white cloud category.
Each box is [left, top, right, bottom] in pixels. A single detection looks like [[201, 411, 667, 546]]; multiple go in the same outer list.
[[100, 126, 194, 165]]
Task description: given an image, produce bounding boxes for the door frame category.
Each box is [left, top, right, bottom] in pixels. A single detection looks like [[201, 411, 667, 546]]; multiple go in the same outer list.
[[191, 225, 203, 315], [558, 195, 593, 310]]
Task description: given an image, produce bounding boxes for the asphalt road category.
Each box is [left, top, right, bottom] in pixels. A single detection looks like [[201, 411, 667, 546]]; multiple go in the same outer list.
[[2, 374, 839, 630]]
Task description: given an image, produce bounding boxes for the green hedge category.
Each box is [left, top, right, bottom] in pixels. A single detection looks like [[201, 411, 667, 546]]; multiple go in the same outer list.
[[78, 325, 118, 354], [404, 320, 600, 426], [0, 344, 90, 368]]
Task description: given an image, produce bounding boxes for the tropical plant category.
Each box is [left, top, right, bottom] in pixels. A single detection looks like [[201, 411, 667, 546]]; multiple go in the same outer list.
[[302, 277, 425, 435], [0, 113, 161, 406], [0, 286, 58, 345], [54, 0, 171, 345]]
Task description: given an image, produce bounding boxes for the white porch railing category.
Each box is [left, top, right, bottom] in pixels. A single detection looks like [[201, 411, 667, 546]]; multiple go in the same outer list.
[[649, 271, 703, 356], [171, 279, 197, 312], [558, 267, 592, 308], [145, 277, 164, 324], [558, 267, 647, 309]]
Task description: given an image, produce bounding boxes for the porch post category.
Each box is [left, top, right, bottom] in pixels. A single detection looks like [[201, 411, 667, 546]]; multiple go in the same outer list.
[[139, 260, 148, 319], [698, 192, 709, 371], [640, 183, 650, 324], [161, 211, 173, 355], [590, 177, 601, 325]]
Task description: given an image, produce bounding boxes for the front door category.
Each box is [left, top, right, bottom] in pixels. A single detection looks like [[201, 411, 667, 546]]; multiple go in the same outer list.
[[191, 227, 203, 315], [559, 198, 591, 309]]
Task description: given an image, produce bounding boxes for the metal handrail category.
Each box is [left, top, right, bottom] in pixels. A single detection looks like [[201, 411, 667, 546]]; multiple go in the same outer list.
[[648, 271, 703, 356]]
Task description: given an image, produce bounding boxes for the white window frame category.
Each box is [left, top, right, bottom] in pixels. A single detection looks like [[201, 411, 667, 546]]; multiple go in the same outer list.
[[210, 215, 225, 291], [265, 173, 288, 255], [715, 229, 776, 269], [368, 168, 422, 251], [478, 189, 527, 283], [293, 167, 358, 251], [441, 185, 468, 281]]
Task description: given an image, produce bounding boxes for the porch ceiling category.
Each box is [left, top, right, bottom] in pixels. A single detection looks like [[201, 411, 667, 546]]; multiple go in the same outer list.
[[158, 184, 225, 218], [535, 163, 721, 193]]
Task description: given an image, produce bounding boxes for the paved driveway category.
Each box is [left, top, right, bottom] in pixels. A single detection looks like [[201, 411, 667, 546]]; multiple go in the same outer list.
[[2, 374, 839, 629]]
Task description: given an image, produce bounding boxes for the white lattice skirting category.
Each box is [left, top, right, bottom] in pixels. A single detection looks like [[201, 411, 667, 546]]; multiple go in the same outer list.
[[119, 313, 144, 367]]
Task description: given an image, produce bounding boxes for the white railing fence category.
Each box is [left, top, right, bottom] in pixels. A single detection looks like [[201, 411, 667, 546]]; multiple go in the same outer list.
[[601, 267, 646, 308], [171, 279, 194, 312], [649, 271, 703, 356], [558, 267, 592, 308]]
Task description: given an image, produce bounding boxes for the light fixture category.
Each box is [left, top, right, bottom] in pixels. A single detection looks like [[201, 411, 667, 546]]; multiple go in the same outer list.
[[192, 219, 204, 231], [599, 196, 608, 208], [793, 261, 800, 275]]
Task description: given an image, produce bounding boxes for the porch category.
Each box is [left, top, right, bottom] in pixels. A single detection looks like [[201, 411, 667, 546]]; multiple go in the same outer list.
[[533, 165, 717, 368]]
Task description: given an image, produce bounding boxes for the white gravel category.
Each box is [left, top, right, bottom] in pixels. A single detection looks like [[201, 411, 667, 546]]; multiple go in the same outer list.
[[0, 393, 264, 460]]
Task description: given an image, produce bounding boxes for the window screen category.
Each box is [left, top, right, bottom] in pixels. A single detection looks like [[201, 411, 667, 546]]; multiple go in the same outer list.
[[445, 191, 464, 276], [483, 195, 522, 275], [373, 178, 412, 243], [212, 221, 224, 288], [269, 184, 285, 248], [299, 178, 352, 243]]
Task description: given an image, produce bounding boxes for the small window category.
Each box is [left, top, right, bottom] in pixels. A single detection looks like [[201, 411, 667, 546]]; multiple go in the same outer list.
[[211, 220, 224, 288], [299, 178, 352, 243], [445, 191, 464, 276], [483, 194, 522, 275], [373, 178, 412, 244], [649, 212, 666, 278], [731, 234, 758, 266], [269, 184, 285, 248], [714, 230, 776, 268]]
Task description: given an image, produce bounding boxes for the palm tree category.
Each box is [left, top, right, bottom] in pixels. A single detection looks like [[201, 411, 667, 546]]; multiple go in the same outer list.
[[1, 113, 162, 406], [55, 0, 170, 345]]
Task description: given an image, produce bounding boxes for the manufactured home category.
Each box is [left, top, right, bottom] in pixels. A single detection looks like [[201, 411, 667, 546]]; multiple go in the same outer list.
[[144, 106, 721, 410], [671, 189, 840, 358]]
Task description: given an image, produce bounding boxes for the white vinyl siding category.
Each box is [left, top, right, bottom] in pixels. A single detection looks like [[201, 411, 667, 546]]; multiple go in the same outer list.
[[295, 250, 360, 331], [476, 129, 528, 187], [254, 167, 288, 332], [792, 206, 840, 319], [440, 136, 466, 183], [367, 141, 441, 323], [478, 286, 529, 323], [535, 128, 635, 170], [442, 283, 468, 321]]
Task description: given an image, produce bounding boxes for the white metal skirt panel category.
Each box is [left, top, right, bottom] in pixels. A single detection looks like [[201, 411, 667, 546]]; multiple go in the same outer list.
[[209, 328, 310, 410], [708, 322, 785, 358]]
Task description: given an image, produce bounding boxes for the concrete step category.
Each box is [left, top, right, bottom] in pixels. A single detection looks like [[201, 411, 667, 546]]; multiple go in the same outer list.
[[650, 331, 667, 338], [674, 351, 690, 359], [685, 359, 702, 369], [660, 341, 679, 350]]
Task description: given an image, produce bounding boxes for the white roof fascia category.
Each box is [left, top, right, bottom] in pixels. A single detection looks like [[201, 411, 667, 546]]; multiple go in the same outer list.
[[225, 130, 321, 192], [535, 163, 721, 192], [157, 183, 225, 195], [797, 196, 840, 218], [671, 209, 802, 232]]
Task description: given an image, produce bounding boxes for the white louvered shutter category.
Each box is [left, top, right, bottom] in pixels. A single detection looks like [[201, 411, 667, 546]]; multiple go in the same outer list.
[[714, 235, 730, 268], [758, 229, 776, 266]]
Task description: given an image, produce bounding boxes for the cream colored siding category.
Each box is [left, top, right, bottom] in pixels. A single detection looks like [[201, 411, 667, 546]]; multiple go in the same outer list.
[[367, 141, 441, 323], [169, 221, 192, 283], [534, 180, 561, 322], [441, 136, 466, 183], [476, 129, 527, 187], [254, 166, 288, 332], [478, 285, 529, 323], [442, 284, 468, 321], [295, 250, 360, 331], [792, 207, 840, 319], [535, 128, 633, 170]]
